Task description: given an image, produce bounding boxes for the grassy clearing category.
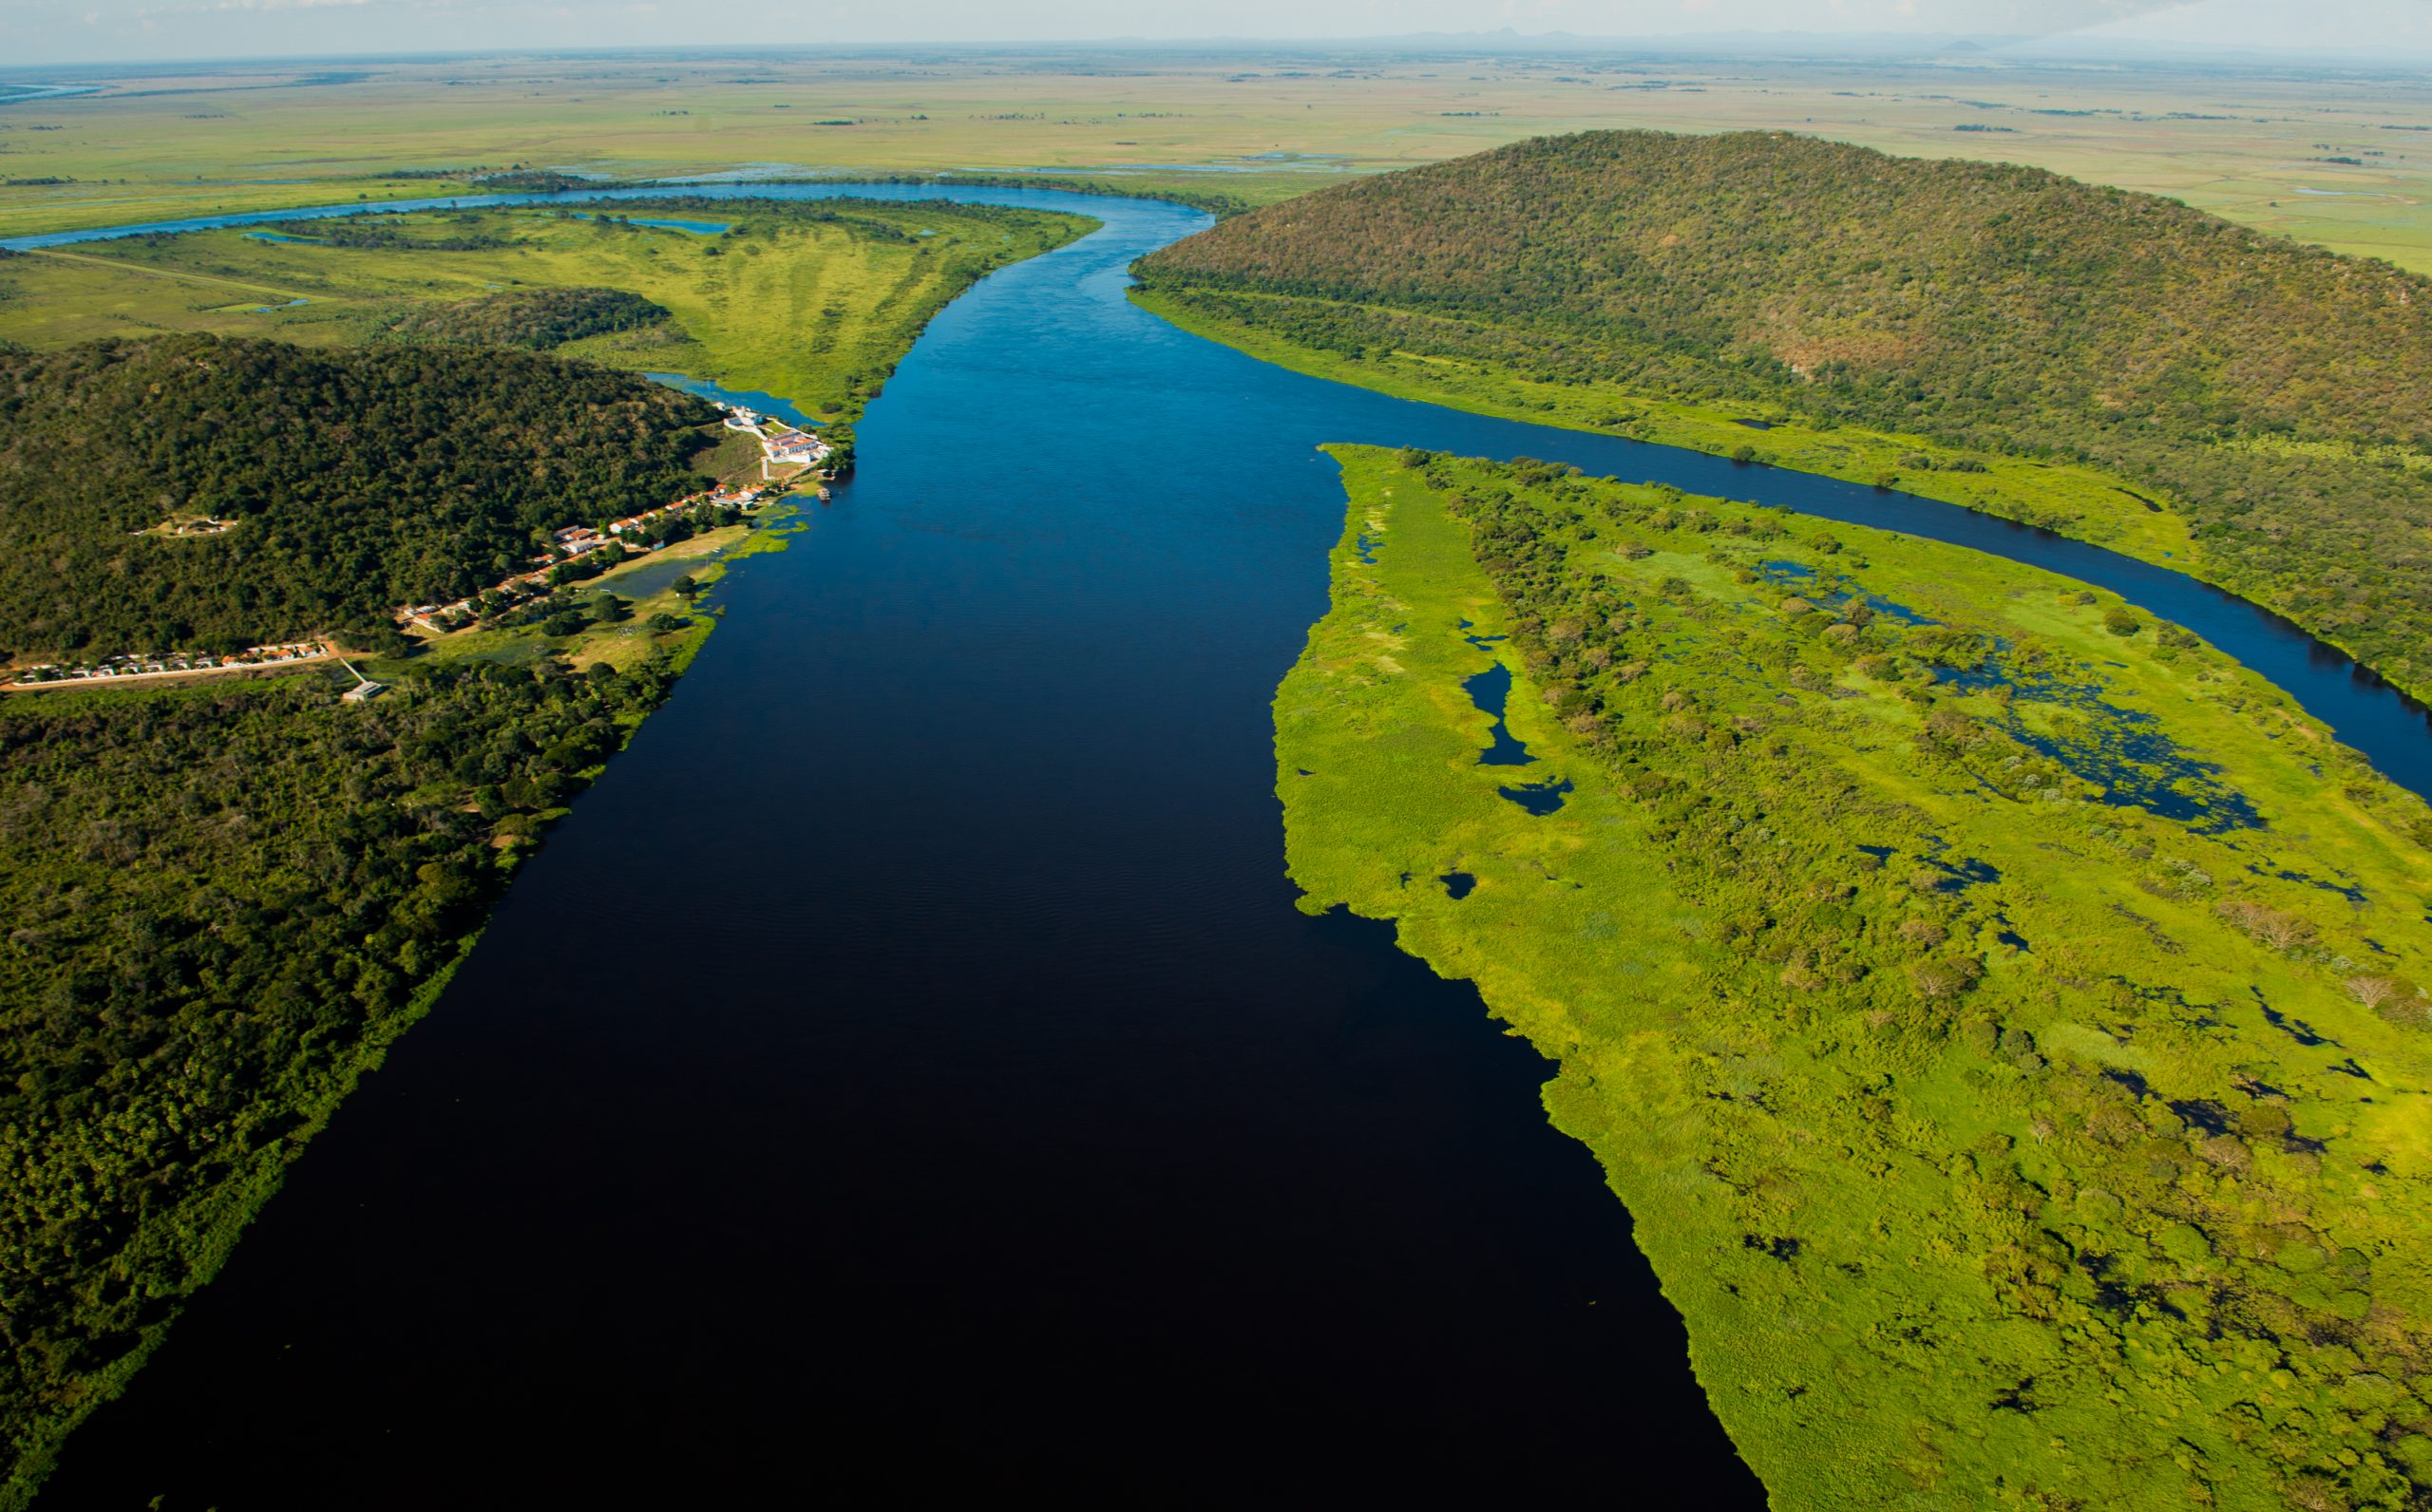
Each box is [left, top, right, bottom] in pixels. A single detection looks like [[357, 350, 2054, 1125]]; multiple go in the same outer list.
[[0, 199, 1091, 426], [1284, 445, 2432, 1510], [1135, 286, 2201, 567]]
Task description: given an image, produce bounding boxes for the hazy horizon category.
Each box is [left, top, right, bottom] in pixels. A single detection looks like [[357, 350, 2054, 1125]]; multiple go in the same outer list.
[[10, 0, 2432, 70]]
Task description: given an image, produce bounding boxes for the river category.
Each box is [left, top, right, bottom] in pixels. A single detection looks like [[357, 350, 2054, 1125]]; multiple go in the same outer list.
[[24, 185, 2431, 1506]]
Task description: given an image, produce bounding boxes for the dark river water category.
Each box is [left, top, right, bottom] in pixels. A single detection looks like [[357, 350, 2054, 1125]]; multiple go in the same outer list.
[[24, 185, 2432, 1508]]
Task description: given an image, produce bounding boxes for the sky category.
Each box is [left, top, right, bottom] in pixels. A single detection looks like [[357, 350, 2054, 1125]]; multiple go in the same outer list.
[[10, 0, 2431, 67]]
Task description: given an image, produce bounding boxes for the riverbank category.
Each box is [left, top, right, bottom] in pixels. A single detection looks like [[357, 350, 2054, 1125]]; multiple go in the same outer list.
[[0, 483, 808, 1507], [1281, 444, 2432, 1509], [1132, 286, 2214, 570], [0, 185, 1010, 1497], [0, 200, 1096, 444]]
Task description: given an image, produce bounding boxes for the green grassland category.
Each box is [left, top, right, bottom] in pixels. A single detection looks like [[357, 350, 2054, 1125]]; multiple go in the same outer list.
[[2, 50, 2428, 269], [1134, 286, 2200, 565], [0, 198, 1092, 429], [1285, 444, 2432, 1510]]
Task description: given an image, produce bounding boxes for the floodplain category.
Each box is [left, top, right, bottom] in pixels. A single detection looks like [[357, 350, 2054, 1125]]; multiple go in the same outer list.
[[4, 47, 2430, 269], [1281, 444, 2432, 1509]]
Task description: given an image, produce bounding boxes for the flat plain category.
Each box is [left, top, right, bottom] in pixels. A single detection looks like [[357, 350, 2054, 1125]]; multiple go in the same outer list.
[[4, 47, 2431, 269]]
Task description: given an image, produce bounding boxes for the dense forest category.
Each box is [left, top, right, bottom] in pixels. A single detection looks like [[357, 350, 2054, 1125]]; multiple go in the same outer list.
[[0, 335, 716, 659], [0, 321, 735, 1502], [1137, 130, 2432, 697], [0, 657, 685, 1499], [380, 285, 671, 350]]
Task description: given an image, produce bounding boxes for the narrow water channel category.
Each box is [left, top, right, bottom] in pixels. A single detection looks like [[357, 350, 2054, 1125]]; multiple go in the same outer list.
[[27, 184, 2432, 1506]]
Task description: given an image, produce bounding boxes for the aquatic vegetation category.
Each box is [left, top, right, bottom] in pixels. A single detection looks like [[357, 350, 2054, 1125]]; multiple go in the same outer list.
[[1279, 445, 2432, 1510]]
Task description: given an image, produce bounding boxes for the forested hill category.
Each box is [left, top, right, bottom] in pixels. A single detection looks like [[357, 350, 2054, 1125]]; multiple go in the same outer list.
[[1135, 130, 2432, 696], [0, 334, 714, 659]]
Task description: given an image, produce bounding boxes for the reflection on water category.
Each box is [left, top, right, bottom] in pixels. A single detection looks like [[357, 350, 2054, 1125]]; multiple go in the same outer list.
[[641, 371, 826, 430], [1935, 658, 2263, 832]]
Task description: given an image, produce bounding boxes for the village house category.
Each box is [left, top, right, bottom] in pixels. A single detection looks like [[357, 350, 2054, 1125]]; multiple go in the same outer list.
[[765, 429, 825, 466], [383, 472, 781, 637], [5, 640, 333, 691]]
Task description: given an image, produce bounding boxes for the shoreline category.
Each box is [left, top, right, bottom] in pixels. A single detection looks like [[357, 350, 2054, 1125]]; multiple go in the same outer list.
[[0, 491, 804, 1512], [1126, 286, 2432, 716]]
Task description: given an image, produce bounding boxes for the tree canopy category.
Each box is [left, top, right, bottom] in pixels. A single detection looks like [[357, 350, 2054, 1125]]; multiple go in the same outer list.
[[379, 285, 672, 350], [0, 334, 715, 658]]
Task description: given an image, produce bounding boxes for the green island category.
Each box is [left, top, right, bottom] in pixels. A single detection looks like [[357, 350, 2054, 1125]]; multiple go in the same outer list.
[[1287, 444, 2432, 1510], [0, 199, 1092, 1504], [1133, 130, 2432, 707]]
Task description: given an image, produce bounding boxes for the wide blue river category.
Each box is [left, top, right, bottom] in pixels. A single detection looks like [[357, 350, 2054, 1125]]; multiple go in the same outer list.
[[26, 185, 2432, 1505]]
